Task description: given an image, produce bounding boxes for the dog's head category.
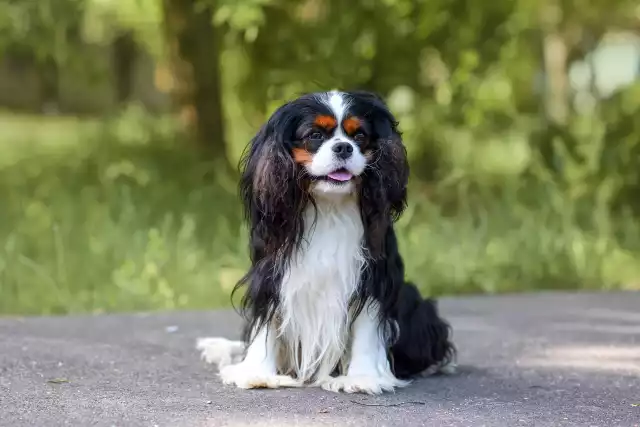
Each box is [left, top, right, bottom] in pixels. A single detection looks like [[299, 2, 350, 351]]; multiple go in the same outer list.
[[240, 90, 409, 258]]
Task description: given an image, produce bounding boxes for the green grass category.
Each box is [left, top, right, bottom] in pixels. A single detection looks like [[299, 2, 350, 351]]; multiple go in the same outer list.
[[0, 111, 99, 167], [1, 111, 640, 316]]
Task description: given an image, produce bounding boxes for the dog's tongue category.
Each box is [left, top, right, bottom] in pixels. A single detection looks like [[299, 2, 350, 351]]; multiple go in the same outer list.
[[328, 170, 353, 181]]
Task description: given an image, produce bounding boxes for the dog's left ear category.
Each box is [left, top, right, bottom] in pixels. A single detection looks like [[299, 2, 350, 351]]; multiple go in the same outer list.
[[349, 91, 409, 220], [372, 113, 409, 221], [351, 92, 409, 257]]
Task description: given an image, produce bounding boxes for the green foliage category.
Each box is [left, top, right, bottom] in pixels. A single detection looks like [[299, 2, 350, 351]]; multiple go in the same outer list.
[[0, 0, 85, 63], [82, 0, 163, 54], [1, 0, 640, 315], [0, 109, 245, 315], [1, 106, 640, 315]]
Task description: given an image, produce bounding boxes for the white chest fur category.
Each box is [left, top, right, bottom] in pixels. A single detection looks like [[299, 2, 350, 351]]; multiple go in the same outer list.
[[278, 197, 366, 382]]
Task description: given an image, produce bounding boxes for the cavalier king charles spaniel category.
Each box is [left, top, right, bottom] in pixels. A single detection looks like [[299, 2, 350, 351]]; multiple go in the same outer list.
[[197, 90, 456, 395]]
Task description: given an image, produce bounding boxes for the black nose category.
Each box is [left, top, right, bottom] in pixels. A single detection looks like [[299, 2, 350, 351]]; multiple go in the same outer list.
[[332, 142, 353, 159]]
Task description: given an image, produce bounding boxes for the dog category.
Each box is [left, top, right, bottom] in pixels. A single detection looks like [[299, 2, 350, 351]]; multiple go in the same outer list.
[[197, 90, 456, 395]]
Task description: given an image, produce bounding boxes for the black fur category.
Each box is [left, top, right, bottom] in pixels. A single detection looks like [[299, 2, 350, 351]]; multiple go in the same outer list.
[[232, 90, 455, 378], [390, 282, 456, 378]]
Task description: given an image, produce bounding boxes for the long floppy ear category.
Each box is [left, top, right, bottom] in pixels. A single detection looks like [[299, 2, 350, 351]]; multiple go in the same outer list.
[[372, 114, 409, 220], [234, 118, 309, 332], [355, 92, 410, 258], [238, 120, 309, 263]]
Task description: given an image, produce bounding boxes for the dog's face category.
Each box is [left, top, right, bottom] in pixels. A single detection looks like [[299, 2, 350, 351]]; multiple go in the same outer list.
[[290, 91, 372, 196], [243, 90, 406, 201], [240, 90, 409, 255], [239, 90, 409, 262]]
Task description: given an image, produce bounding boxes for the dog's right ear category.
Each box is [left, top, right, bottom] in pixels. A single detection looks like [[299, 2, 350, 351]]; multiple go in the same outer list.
[[240, 123, 294, 209], [234, 108, 310, 329], [238, 115, 308, 262]]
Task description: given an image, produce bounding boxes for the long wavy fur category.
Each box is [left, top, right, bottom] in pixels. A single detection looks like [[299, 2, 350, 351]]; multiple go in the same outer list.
[[231, 91, 455, 377]]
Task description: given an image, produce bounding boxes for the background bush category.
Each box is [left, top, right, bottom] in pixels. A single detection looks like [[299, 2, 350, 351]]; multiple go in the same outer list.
[[0, 0, 639, 315]]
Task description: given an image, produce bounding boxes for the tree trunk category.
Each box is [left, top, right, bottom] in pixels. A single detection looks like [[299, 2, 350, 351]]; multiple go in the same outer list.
[[161, 0, 227, 160], [112, 31, 138, 106], [540, 0, 569, 125], [38, 57, 60, 115]]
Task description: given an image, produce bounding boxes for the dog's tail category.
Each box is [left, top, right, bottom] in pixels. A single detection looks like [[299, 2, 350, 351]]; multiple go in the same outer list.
[[390, 282, 457, 379]]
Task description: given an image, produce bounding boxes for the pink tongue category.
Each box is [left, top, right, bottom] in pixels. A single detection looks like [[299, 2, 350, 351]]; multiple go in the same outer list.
[[327, 170, 353, 181]]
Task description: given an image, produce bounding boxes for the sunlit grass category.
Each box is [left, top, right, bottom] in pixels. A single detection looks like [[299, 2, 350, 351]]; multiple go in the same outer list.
[[1, 110, 639, 316], [0, 111, 101, 166]]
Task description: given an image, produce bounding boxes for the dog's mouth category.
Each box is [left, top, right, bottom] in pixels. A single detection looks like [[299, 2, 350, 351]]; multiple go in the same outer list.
[[321, 168, 354, 183]]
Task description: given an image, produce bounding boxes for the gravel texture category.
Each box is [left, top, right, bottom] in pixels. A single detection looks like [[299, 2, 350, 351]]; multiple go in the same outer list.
[[1, 291, 639, 426]]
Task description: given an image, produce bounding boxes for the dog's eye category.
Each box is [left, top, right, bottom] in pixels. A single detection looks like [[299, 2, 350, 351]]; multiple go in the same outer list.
[[353, 133, 366, 143], [309, 132, 324, 141]]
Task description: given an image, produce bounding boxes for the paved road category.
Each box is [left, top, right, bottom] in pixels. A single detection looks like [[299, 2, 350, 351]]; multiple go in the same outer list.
[[1, 292, 639, 427]]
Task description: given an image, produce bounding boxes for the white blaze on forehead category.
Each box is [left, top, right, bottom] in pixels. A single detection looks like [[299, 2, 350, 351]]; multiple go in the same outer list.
[[318, 91, 351, 127]]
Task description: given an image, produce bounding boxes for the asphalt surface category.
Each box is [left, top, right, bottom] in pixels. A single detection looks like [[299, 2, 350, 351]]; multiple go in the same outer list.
[[1, 291, 639, 427]]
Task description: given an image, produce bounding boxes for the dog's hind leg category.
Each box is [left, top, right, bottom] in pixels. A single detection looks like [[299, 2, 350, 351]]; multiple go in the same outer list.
[[390, 282, 457, 379]]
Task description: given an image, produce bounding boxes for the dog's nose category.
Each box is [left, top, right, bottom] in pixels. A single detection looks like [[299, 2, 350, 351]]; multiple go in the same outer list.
[[332, 142, 353, 159]]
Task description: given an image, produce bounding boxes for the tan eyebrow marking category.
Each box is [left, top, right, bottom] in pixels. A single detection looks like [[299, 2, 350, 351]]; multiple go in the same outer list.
[[343, 117, 361, 135], [314, 115, 337, 130]]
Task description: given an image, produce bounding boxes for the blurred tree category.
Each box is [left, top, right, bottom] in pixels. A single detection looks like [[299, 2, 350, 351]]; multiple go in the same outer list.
[[112, 31, 138, 105], [161, 0, 227, 161], [0, 0, 637, 182], [82, 0, 165, 111], [533, 0, 639, 178], [538, 0, 638, 125], [0, 0, 86, 112], [540, 0, 569, 125]]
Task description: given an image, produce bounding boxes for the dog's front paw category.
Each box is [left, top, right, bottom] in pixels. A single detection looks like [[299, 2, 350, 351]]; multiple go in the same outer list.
[[196, 337, 245, 369], [320, 374, 409, 395], [219, 363, 302, 390]]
